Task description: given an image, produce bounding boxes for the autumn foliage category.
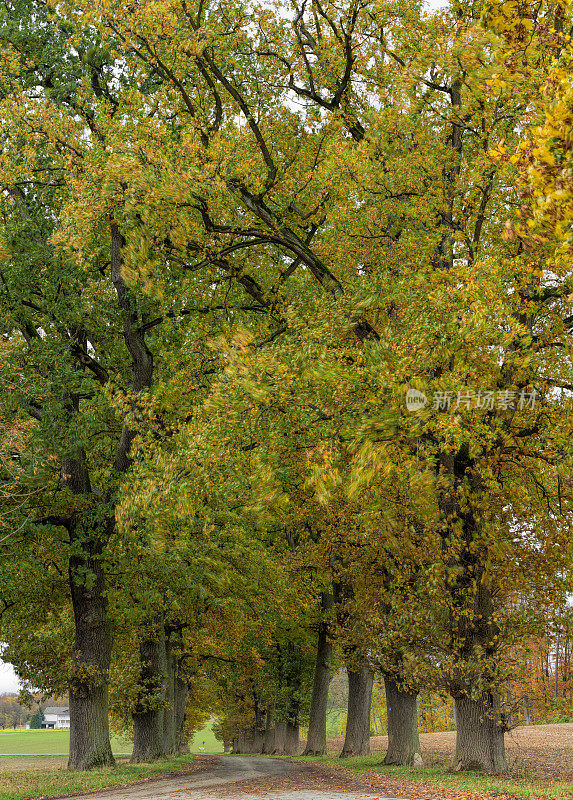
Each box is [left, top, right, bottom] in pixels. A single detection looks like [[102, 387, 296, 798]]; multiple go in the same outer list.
[[0, 0, 571, 777]]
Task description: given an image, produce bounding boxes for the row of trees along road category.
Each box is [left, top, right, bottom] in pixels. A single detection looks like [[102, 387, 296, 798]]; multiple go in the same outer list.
[[0, 0, 571, 774]]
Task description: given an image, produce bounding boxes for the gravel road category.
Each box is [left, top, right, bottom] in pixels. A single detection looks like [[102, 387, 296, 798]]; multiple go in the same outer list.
[[74, 755, 400, 800]]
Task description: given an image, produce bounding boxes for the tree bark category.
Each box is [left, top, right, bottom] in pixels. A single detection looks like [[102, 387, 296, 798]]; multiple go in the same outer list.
[[236, 729, 251, 753], [251, 728, 263, 752], [451, 578, 507, 772], [132, 706, 164, 762], [272, 640, 302, 755], [303, 592, 333, 756], [175, 676, 189, 753], [241, 729, 255, 753], [251, 701, 265, 753], [66, 224, 154, 771], [110, 223, 154, 471], [383, 675, 422, 766], [522, 695, 530, 725], [285, 721, 300, 755], [131, 627, 167, 762], [454, 693, 507, 772], [340, 666, 373, 758], [68, 524, 115, 769], [437, 448, 507, 774], [272, 721, 287, 754], [262, 705, 275, 753], [162, 636, 177, 756]]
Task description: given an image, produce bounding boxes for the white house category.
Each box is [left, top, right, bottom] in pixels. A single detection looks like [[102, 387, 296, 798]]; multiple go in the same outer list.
[[42, 706, 70, 729]]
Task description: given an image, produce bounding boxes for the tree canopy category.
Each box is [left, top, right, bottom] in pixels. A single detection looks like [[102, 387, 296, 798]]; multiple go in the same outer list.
[[0, 0, 571, 775]]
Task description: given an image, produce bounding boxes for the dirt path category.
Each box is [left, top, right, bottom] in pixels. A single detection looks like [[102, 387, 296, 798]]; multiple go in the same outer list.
[[74, 756, 401, 800]]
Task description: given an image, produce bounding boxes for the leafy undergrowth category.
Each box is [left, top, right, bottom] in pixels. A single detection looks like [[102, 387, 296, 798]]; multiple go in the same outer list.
[[296, 754, 573, 800], [0, 753, 197, 800]]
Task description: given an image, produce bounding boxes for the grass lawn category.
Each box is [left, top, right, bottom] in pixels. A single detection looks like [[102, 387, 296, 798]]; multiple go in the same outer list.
[[0, 722, 224, 756], [189, 720, 224, 754], [297, 754, 573, 800], [0, 723, 224, 756], [0, 729, 131, 755], [0, 753, 195, 800], [325, 709, 346, 739]]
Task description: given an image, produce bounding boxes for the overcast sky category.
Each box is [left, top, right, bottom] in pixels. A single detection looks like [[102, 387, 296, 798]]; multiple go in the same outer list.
[[0, 660, 20, 694]]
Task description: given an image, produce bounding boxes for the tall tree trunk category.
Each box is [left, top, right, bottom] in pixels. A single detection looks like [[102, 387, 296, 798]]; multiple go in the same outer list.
[[252, 701, 265, 753], [262, 705, 275, 754], [383, 675, 422, 766], [285, 720, 300, 755], [438, 448, 507, 774], [272, 720, 287, 754], [240, 728, 255, 753], [522, 695, 530, 725], [454, 693, 507, 772], [340, 666, 373, 758], [283, 643, 301, 756], [175, 676, 189, 753], [131, 626, 167, 762], [303, 592, 333, 756], [449, 580, 508, 772], [132, 705, 164, 762], [272, 641, 302, 755], [67, 224, 154, 771], [104, 220, 155, 767], [251, 728, 263, 753], [68, 527, 115, 770], [237, 729, 252, 753], [162, 635, 177, 756]]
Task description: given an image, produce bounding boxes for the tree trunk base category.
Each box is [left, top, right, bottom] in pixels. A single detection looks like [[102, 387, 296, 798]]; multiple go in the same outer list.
[[340, 666, 372, 758], [262, 730, 275, 753], [262, 707, 275, 754], [271, 721, 287, 754], [383, 677, 422, 767], [68, 532, 115, 772], [131, 710, 164, 763], [285, 722, 299, 755], [175, 676, 189, 754], [454, 694, 507, 773], [68, 684, 115, 770], [304, 593, 333, 759]]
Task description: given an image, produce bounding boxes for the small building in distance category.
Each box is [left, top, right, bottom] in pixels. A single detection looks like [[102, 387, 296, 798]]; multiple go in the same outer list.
[[42, 707, 70, 729]]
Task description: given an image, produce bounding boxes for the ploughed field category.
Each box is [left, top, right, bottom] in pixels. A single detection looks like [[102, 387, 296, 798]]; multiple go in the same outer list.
[[327, 722, 573, 779]]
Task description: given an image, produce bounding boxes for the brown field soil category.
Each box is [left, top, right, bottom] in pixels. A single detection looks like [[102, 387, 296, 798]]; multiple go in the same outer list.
[[327, 722, 573, 779]]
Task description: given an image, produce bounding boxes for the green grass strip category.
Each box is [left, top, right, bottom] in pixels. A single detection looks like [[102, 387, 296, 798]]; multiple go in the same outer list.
[[0, 753, 195, 800]]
